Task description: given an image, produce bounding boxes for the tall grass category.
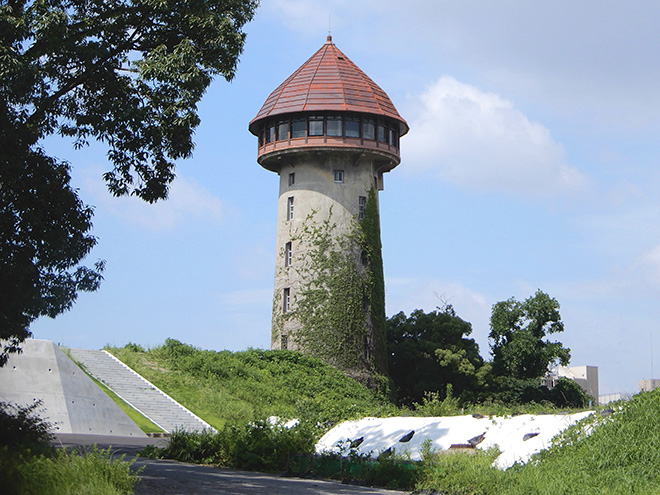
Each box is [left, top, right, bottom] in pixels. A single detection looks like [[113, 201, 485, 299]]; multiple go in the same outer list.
[[1, 401, 138, 495], [7, 448, 140, 495], [156, 419, 317, 471]]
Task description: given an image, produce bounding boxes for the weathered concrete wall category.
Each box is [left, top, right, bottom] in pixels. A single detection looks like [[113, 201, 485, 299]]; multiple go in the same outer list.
[[0, 339, 145, 437], [271, 151, 381, 350]]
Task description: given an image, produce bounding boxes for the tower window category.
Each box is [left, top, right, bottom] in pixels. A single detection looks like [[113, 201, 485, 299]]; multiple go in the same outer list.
[[283, 288, 291, 313], [334, 170, 344, 183], [292, 118, 306, 138], [265, 125, 275, 143], [277, 120, 289, 141], [287, 197, 294, 221], [281, 334, 288, 350], [327, 116, 342, 136], [288, 173, 295, 186], [284, 241, 292, 267], [363, 118, 376, 140], [308, 115, 324, 136], [345, 117, 360, 138], [390, 128, 399, 147], [358, 196, 366, 220], [377, 124, 387, 143]]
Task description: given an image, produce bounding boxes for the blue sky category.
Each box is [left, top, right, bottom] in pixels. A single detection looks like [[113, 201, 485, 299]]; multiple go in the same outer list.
[[32, 1, 660, 396]]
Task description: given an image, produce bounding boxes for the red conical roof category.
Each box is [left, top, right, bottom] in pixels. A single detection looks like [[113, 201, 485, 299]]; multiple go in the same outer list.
[[249, 36, 408, 136]]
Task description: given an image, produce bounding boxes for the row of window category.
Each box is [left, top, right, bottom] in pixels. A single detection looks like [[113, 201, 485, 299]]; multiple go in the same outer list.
[[288, 171, 382, 190], [286, 195, 366, 222], [288, 170, 345, 186], [258, 113, 400, 148]]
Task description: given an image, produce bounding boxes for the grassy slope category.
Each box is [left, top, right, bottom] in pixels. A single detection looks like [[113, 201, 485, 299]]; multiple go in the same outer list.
[[417, 390, 660, 494], [106, 339, 397, 430], [106, 340, 660, 494], [504, 389, 660, 494]]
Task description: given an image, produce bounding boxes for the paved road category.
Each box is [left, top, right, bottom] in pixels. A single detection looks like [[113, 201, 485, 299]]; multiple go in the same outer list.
[[54, 434, 411, 495]]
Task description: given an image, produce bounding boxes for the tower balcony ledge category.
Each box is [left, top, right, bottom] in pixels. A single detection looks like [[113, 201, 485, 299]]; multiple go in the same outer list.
[[257, 138, 401, 173]]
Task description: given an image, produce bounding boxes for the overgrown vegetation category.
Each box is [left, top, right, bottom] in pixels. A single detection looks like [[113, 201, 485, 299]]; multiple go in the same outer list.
[[107, 339, 397, 429], [279, 191, 388, 384], [107, 339, 605, 491], [151, 419, 317, 471], [285, 209, 373, 375], [145, 422, 423, 490], [0, 401, 138, 494], [141, 391, 660, 493]]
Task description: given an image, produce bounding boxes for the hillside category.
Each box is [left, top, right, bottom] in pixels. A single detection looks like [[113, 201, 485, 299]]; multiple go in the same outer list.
[[108, 340, 660, 493], [106, 339, 396, 429]]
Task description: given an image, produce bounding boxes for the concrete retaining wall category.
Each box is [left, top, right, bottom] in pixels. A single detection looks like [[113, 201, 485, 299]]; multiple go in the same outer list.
[[0, 339, 145, 437]]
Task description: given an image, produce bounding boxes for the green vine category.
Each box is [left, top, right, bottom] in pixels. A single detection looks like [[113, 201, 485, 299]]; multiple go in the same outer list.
[[360, 188, 387, 373], [278, 188, 387, 380]]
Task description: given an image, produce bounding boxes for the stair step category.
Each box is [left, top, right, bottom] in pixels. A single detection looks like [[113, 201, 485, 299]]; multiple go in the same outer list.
[[68, 349, 215, 434]]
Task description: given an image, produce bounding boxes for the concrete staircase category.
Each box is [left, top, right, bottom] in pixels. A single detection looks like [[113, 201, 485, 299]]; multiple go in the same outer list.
[[68, 349, 215, 434]]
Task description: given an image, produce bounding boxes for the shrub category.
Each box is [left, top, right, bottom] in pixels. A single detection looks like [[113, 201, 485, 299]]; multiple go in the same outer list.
[[416, 441, 505, 495], [153, 419, 318, 472], [0, 400, 53, 455]]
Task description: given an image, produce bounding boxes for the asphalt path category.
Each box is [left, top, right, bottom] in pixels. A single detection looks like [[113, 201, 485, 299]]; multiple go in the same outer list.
[[53, 434, 411, 495]]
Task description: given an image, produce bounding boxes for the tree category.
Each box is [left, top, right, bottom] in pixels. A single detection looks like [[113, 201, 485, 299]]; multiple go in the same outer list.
[[0, 0, 258, 364], [386, 306, 485, 405], [489, 289, 570, 382]]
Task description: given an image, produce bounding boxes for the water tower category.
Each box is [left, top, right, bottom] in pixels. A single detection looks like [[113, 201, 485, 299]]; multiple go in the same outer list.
[[249, 36, 408, 379]]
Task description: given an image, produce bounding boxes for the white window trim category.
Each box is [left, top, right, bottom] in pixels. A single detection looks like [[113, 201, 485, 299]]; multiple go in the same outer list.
[[287, 196, 294, 221], [284, 241, 292, 267], [283, 288, 291, 313], [358, 196, 366, 220]]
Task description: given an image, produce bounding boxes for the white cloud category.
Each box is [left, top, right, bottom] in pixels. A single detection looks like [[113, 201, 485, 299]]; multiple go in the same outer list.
[[402, 77, 588, 197], [83, 168, 225, 231]]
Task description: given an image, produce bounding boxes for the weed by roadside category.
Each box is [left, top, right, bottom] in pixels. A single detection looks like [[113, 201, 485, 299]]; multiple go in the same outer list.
[[1, 401, 139, 495]]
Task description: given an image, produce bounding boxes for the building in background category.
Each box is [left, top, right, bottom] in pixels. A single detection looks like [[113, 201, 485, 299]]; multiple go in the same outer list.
[[544, 365, 599, 402], [638, 378, 660, 392]]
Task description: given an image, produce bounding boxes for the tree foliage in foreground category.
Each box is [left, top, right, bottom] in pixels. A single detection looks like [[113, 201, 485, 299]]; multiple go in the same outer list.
[[0, 0, 258, 364]]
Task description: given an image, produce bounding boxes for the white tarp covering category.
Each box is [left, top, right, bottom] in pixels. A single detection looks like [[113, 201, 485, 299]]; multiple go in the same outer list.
[[316, 412, 593, 469]]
